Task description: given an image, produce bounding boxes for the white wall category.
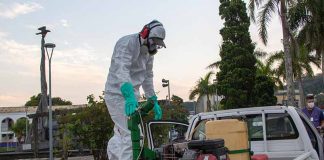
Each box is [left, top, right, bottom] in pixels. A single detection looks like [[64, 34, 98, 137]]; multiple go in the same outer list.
[[0, 112, 33, 143]]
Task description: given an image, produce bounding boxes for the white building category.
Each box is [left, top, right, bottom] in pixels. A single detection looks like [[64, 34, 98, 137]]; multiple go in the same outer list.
[[196, 94, 223, 113], [0, 105, 85, 144]]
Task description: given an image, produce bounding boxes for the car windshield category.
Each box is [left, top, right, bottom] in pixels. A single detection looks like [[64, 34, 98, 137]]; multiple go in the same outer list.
[[150, 122, 188, 148]]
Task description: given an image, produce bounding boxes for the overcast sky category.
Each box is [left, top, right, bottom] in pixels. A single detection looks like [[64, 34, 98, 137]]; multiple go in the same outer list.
[[0, 0, 293, 107]]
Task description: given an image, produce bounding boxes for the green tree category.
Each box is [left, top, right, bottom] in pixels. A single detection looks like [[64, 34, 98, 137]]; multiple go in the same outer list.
[[11, 118, 30, 143], [253, 75, 277, 106], [267, 44, 320, 107], [254, 50, 284, 89], [249, 0, 296, 106], [315, 93, 324, 108], [171, 95, 184, 106], [288, 0, 324, 83], [216, 0, 256, 109], [59, 94, 113, 160], [253, 50, 278, 106], [189, 71, 216, 112], [25, 93, 72, 106]]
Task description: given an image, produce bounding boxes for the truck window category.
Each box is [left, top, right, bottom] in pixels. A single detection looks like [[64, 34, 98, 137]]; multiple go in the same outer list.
[[192, 120, 207, 140], [192, 115, 264, 141], [150, 123, 188, 148], [266, 113, 299, 140], [246, 114, 263, 141]]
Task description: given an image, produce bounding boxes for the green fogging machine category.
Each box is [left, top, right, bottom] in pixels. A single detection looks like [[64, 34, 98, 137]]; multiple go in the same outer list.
[[127, 99, 156, 160]]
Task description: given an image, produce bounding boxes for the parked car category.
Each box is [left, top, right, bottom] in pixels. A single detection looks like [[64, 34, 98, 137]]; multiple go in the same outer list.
[[146, 106, 323, 160]]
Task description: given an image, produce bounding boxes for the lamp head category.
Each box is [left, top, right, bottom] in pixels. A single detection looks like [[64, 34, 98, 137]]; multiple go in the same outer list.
[[162, 79, 169, 83], [44, 43, 56, 49]]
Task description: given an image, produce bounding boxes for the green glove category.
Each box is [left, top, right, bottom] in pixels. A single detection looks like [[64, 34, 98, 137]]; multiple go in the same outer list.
[[149, 95, 163, 120], [120, 82, 138, 116]]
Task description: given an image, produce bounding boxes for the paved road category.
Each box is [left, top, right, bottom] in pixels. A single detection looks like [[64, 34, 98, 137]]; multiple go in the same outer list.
[[18, 156, 94, 160]]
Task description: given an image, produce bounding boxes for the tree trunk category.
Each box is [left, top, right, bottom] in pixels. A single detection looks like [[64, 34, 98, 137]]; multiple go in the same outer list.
[[321, 49, 324, 84], [33, 117, 39, 158], [206, 95, 211, 112], [297, 76, 305, 108], [280, 0, 295, 106]]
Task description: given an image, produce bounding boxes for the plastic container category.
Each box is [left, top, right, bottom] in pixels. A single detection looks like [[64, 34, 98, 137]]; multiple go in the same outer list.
[[251, 154, 269, 160], [188, 139, 228, 160], [205, 119, 250, 160], [196, 154, 217, 160]]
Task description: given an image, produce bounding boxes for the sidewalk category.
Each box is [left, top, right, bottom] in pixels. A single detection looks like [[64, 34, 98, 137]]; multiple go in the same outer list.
[[18, 156, 94, 160]]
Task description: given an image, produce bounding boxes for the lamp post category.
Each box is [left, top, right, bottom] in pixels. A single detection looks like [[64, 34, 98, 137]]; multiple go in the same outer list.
[[162, 79, 170, 105], [213, 79, 218, 111], [25, 106, 28, 143], [44, 42, 56, 160]]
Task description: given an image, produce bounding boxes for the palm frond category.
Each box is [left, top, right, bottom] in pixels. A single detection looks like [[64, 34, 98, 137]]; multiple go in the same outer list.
[[254, 49, 268, 58], [249, 0, 257, 22], [204, 71, 215, 82], [266, 51, 284, 67], [257, 0, 277, 45], [288, 1, 308, 31], [189, 88, 199, 100], [207, 61, 221, 69]]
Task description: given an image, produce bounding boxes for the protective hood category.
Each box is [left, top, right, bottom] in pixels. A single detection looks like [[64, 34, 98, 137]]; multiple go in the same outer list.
[[148, 22, 166, 48]]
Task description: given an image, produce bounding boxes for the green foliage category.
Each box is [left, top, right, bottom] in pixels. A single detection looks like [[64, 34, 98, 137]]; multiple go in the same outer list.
[[144, 99, 189, 123], [58, 94, 113, 160], [217, 0, 256, 109], [252, 75, 277, 106], [189, 71, 216, 111], [144, 97, 189, 148], [171, 95, 183, 106], [25, 94, 41, 106], [288, 0, 324, 59], [25, 93, 72, 106], [302, 74, 324, 95], [11, 118, 30, 143], [315, 93, 324, 108]]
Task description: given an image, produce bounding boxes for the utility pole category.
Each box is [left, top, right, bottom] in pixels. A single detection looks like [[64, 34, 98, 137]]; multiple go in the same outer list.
[[45, 43, 56, 160]]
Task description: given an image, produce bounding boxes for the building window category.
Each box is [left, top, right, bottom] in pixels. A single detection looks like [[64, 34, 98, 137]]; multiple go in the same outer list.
[[1, 118, 14, 132]]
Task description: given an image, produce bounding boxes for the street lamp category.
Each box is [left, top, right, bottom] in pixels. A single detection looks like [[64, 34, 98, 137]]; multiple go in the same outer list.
[[162, 79, 170, 105], [25, 106, 28, 143], [44, 42, 55, 160], [213, 79, 218, 111]]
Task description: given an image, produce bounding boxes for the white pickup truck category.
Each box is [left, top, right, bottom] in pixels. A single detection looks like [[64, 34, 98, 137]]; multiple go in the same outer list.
[[146, 106, 323, 160]]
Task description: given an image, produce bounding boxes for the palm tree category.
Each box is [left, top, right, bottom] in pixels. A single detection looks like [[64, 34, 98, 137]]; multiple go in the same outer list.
[[288, 0, 324, 83], [209, 50, 284, 89], [249, 0, 295, 106], [267, 44, 320, 107], [189, 71, 216, 112], [256, 59, 284, 89]]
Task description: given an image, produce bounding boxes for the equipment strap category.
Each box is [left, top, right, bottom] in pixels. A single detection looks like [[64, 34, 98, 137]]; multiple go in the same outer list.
[[228, 148, 250, 154]]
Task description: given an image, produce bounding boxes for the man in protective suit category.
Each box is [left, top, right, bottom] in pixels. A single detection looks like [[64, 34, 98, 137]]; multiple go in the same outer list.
[[104, 20, 165, 160]]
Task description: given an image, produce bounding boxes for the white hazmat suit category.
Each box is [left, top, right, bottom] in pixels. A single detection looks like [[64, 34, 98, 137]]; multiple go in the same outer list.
[[104, 20, 166, 160]]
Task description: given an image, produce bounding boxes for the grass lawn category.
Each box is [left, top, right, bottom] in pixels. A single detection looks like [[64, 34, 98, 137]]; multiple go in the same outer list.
[[0, 147, 16, 152]]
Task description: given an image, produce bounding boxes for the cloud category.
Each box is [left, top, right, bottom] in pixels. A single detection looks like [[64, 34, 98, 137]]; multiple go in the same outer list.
[[0, 2, 43, 19], [0, 34, 107, 106], [0, 31, 8, 38], [60, 19, 70, 27]]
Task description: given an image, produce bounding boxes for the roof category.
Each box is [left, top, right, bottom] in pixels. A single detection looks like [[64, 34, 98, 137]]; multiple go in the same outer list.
[[196, 105, 294, 117], [0, 105, 87, 113]]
